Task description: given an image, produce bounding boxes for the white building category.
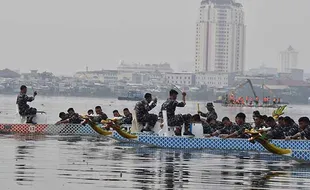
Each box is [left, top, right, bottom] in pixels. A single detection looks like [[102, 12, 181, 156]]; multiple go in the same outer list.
[[195, 0, 246, 74], [117, 61, 173, 73], [75, 70, 118, 84], [196, 72, 231, 88], [280, 45, 298, 73], [165, 72, 196, 86], [247, 65, 278, 76]]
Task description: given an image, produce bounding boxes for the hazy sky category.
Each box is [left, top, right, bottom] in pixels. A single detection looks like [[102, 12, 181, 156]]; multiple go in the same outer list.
[[0, 0, 309, 75]]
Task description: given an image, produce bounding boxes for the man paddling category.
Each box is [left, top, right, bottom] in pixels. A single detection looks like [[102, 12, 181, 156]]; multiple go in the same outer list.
[[134, 93, 158, 132], [224, 112, 251, 138], [159, 89, 194, 136], [16, 85, 37, 124], [287, 117, 310, 140]]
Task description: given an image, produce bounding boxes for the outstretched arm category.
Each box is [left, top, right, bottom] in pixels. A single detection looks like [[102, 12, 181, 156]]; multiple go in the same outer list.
[[25, 95, 35, 102]]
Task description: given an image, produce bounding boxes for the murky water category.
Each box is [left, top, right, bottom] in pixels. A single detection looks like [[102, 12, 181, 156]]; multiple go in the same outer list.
[[1, 95, 310, 190]]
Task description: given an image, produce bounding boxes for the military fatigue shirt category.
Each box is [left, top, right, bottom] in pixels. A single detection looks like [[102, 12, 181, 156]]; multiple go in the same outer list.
[[235, 123, 252, 137], [93, 113, 108, 123], [253, 123, 266, 130], [16, 92, 34, 113], [159, 99, 185, 119], [300, 125, 310, 140], [201, 110, 218, 120], [267, 124, 285, 139], [134, 99, 156, 120], [283, 123, 299, 137], [122, 114, 133, 124], [68, 113, 83, 124], [217, 124, 240, 135]]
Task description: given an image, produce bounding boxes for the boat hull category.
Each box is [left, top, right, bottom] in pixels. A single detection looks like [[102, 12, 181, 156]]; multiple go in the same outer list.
[[111, 132, 310, 162], [0, 123, 99, 136], [1, 123, 309, 162]]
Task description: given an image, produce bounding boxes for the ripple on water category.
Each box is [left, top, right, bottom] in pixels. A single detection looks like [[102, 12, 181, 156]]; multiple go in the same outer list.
[[1, 135, 310, 190]]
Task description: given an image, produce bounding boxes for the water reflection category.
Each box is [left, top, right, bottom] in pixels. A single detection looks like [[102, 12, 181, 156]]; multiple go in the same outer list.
[[15, 144, 35, 186], [2, 136, 310, 189]]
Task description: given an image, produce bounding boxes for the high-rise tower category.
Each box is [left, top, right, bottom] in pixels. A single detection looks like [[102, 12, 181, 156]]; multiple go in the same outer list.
[[195, 0, 246, 74]]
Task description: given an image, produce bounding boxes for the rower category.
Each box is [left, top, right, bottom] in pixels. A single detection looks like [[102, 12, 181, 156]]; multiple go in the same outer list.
[[159, 89, 194, 136], [253, 115, 265, 130], [122, 108, 133, 124], [113, 110, 123, 118], [16, 85, 38, 124], [202, 117, 218, 135], [56, 108, 83, 124], [198, 102, 218, 121], [87, 109, 94, 115], [265, 117, 285, 139], [224, 112, 251, 138], [134, 93, 158, 132], [252, 110, 260, 120], [93, 106, 108, 123], [287, 117, 310, 140], [212, 117, 239, 137], [283, 116, 299, 137], [55, 112, 69, 125]]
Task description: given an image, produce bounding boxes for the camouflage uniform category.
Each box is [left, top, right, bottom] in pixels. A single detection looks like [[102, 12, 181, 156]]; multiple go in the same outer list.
[[16, 92, 37, 123], [300, 125, 310, 140], [266, 125, 285, 139], [200, 110, 218, 120], [235, 123, 252, 138], [202, 123, 214, 134], [253, 123, 266, 130], [93, 113, 108, 123], [68, 113, 83, 124], [122, 113, 133, 124], [134, 99, 158, 128], [159, 99, 191, 127], [216, 124, 241, 135], [282, 123, 299, 136]]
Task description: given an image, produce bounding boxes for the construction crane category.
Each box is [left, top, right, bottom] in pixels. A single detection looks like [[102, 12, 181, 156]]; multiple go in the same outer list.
[[228, 79, 257, 98]]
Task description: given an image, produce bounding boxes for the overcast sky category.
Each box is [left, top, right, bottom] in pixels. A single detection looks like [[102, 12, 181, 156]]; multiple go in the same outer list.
[[0, 0, 309, 75]]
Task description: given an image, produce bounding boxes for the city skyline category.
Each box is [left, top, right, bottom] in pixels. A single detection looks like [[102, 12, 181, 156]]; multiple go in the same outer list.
[[0, 0, 309, 75]]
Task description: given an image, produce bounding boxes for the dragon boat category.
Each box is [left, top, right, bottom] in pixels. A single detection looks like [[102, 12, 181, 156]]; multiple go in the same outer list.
[[1, 106, 309, 162]]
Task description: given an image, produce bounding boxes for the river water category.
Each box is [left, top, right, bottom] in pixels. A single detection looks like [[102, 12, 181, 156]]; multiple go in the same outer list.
[[1, 95, 310, 190]]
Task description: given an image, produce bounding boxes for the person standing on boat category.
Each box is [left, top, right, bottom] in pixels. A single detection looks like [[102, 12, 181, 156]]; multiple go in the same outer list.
[[198, 103, 218, 121], [134, 93, 158, 132], [16, 85, 37, 124], [159, 89, 193, 136], [254, 96, 259, 106]]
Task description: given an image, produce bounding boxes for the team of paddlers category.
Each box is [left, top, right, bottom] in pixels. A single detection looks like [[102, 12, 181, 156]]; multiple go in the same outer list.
[[16, 85, 309, 140], [224, 94, 282, 106]]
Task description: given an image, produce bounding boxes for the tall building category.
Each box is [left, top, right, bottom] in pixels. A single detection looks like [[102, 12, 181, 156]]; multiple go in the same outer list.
[[280, 45, 298, 73], [194, 0, 246, 74]]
